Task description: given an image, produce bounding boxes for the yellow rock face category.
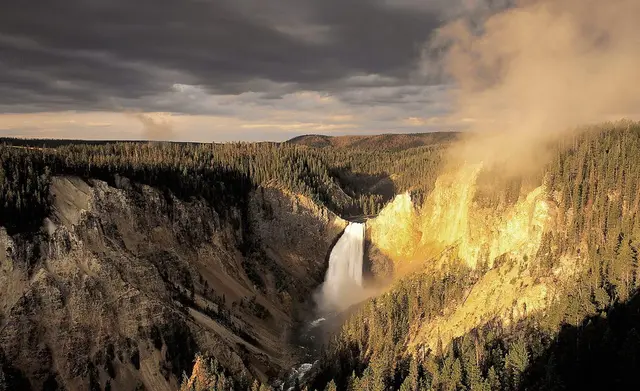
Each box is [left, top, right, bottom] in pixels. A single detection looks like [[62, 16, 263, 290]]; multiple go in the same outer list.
[[370, 163, 551, 270], [368, 163, 563, 351], [409, 263, 552, 353], [418, 163, 483, 252], [369, 193, 421, 262]]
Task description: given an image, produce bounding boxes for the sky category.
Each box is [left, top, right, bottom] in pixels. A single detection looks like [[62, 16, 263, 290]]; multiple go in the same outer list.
[[0, 0, 512, 142]]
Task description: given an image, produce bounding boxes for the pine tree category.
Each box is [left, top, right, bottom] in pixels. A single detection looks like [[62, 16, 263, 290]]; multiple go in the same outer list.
[[324, 380, 337, 391], [487, 366, 501, 391], [259, 384, 272, 391], [614, 238, 636, 300], [406, 357, 420, 391], [505, 339, 529, 390], [347, 371, 358, 390], [0, 367, 6, 391]]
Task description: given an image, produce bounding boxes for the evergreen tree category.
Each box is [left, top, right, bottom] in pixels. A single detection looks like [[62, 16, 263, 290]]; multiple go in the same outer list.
[[324, 380, 337, 391], [0, 367, 6, 391], [487, 366, 501, 391], [505, 339, 529, 390]]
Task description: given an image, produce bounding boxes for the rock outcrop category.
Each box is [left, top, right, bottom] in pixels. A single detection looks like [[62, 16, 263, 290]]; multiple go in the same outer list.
[[370, 164, 553, 270]]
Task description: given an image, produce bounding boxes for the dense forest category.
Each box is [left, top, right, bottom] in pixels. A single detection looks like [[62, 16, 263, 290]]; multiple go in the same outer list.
[[0, 136, 452, 236]]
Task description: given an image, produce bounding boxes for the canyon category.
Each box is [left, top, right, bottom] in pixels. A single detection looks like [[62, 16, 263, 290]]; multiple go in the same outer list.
[[2, 124, 640, 391]]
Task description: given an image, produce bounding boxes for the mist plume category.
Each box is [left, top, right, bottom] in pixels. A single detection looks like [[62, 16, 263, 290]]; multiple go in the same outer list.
[[128, 111, 175, 141], [436, 0, 640, 174]]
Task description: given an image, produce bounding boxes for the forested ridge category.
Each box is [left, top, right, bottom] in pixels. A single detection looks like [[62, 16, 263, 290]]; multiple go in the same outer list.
[[287, 132, 458, 152], [0, 137, 450, 235]]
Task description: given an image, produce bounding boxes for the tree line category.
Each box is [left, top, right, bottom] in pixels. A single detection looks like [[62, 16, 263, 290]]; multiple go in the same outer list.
[[0, 138, 448, 236]]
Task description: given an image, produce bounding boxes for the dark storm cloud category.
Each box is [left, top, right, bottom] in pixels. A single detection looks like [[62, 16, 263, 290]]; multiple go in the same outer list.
[[0, 0, 461, 112]]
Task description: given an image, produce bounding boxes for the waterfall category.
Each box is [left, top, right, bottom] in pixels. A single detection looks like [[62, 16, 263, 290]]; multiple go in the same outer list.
[[317, 222, 366, 313]]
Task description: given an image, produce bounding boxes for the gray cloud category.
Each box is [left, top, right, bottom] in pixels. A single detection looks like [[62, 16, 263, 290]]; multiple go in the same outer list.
[[0, 0, 462, 113], [0, 0, 517, 142]]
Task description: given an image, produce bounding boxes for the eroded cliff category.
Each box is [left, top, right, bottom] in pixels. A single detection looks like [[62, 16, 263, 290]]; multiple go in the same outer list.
[[367, 164, 578, 351], [0, 176, 345, 390]]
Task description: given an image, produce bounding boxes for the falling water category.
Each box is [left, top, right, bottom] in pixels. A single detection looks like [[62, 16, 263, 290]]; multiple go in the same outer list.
[[317, 222, 366, 313], [288, 222, 365, 389]]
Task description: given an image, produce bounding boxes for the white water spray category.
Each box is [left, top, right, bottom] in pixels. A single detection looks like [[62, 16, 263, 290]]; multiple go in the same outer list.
[[317, 222, 366, 313]]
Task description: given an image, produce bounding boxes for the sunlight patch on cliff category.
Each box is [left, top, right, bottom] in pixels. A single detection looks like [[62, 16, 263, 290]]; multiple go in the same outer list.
[[417, 163, 483, 266], [369, 193, 421, 263], [370, 163, 551, 270], [365, 162, 566, 352], [409, 261, 553, 354]]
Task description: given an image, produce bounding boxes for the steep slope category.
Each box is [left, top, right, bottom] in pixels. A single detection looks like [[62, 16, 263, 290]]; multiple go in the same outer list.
[[366, 164, 564, 351], [0, 175, 346, 390]]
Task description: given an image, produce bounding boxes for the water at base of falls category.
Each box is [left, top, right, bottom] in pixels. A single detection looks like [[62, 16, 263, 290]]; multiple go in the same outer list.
[[316, 222, 366, 313], [281, 223, 366, 390]]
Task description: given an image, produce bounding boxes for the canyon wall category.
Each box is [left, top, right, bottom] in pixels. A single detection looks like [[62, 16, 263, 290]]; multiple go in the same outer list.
[[368, 164, 577, 351], [0, 176, 344, 390]]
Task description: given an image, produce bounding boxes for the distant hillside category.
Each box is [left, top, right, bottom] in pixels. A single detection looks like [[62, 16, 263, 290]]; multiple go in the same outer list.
[[286, 132, 459, 151], [0, 138, 214, 149]]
